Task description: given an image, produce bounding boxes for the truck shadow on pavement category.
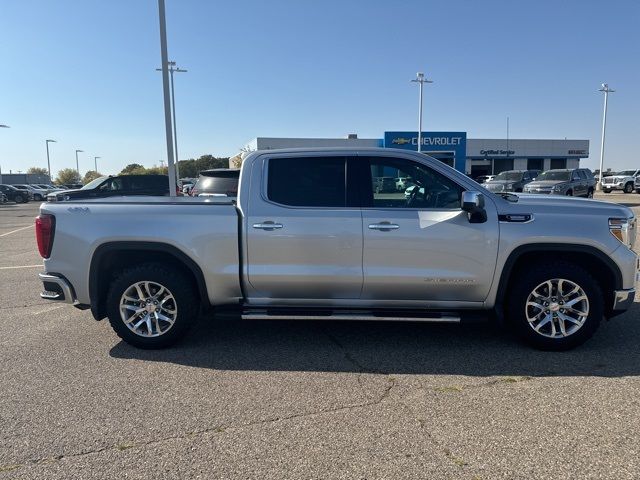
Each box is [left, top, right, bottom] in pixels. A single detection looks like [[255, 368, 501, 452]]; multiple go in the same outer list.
[[110, 303, 640, 377]]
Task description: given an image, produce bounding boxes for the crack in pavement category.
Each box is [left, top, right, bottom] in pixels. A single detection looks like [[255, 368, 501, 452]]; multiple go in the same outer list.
[[1, 375, 399, 474]]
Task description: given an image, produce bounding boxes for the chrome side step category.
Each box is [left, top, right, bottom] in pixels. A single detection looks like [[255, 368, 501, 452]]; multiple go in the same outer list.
[[241, 311, 460, 323]]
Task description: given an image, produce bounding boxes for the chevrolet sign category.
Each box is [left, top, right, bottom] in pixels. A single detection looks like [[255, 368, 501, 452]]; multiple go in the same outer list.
[[392, 137, 411, 145]]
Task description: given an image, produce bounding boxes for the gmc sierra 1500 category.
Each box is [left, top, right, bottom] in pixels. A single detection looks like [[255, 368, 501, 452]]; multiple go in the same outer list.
[[36, 148, 638, 350]]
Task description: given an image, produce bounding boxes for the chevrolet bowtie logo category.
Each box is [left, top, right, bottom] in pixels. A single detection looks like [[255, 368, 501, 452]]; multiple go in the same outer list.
[[392, 137, 411, 145]]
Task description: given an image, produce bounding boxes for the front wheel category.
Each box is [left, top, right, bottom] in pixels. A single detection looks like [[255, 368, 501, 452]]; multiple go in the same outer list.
[[14, 194, 24, 203], [565, 190, 573, 196], [507, 262, 603, 350], [587, 189, 594, 198], [624, 182, 634, 194], [603, 189, 611, 193], [106, 263, 199, 349]]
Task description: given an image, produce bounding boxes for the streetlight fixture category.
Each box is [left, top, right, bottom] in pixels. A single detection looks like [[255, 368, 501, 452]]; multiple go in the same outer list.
[[0, 124, 9, 128], [597, 83, 615, 191], [410, 72, 433, 153], [46, 139, 56, 180], [75, 149, 84, 179], [94, 156, 101, 173], [157, 0, 177, 197], [156, 61, 187, 181]]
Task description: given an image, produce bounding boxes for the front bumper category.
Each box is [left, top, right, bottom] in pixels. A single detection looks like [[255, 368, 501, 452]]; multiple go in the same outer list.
[[602, 182, 625, 190], [39, 273, 77, 304]]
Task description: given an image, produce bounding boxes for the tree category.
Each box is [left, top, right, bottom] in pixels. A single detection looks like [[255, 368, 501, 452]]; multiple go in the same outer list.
[[27, 167, 49, 176], [119, 163, 146, 175], [83, 170, 103, 184], [55, 168, 81, 185]]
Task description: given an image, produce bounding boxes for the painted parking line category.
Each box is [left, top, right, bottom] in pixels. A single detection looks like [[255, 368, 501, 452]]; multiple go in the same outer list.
[[0, 225, 32, 237], [0, 264, 43, 270]]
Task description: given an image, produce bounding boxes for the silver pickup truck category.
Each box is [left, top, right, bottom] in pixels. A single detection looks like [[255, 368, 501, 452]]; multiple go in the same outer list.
[[36, 148, 638, 350]]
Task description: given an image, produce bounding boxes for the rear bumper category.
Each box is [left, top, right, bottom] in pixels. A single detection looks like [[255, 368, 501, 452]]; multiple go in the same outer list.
[[39, 273, 77, 304], [612, 288, 635, 312]]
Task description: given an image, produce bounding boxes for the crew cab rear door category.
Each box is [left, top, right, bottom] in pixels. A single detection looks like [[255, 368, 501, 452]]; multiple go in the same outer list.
[[355, 154, 500, 303], [244, 154, 363, 300]]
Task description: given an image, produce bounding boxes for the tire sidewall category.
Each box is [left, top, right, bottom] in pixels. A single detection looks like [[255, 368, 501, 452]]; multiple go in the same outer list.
[[106, 264, 198, 348], [507, 263, 603, 350]]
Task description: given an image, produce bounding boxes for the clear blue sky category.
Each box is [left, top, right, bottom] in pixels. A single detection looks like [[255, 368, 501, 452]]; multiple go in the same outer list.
[[1, 0, 638, 177]]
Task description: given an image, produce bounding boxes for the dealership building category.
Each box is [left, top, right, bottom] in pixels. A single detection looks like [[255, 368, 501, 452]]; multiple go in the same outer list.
[[241, 132, 589, 177]]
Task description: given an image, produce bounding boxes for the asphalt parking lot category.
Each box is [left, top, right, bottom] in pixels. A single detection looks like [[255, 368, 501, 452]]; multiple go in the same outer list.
[[1, 194, 640, 479]]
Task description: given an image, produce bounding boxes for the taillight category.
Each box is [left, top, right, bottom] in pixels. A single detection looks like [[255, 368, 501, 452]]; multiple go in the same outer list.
[[35, 214, 55, 258]]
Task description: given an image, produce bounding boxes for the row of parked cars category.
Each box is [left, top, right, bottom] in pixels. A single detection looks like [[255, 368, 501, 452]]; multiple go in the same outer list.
[[0, 183, 79, 203]]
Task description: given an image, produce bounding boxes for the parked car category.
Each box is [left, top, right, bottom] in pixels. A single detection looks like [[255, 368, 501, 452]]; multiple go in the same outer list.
[[37, 148, 636, 351], [475, 175, 495, 184], [190, 169, 239, 197], [483, 170, 540, 193], [11, 185, 38, 200], [523, 168, 595, 197], [0, 184, 30, 203], [47, 175, 170, 201], [372, 177, 396, 193], [601, 170, 640, 193], [0, 192, 7, 203]]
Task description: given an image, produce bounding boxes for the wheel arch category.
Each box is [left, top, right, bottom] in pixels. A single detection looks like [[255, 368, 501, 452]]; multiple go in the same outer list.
[[495, 243, 622, 319], [89, 241, 210, 320]]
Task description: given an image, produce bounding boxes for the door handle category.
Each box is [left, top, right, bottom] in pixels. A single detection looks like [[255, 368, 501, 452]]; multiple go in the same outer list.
[[368, 222, 400, 231], [252, 221, 283, 230]]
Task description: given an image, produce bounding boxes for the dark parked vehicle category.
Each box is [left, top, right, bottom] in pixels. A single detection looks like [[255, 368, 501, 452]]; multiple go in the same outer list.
[[48, 175, 170, 201], [523, 168, 596, 197], [372, 176, 397, 193], [483, 170, 540, 193], [190, 169, 240, 197], [0, 184, 30, 203]]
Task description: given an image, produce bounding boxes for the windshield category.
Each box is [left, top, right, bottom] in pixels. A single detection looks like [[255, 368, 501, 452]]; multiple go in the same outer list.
[[536, 171, 571, 181], [81, 176, 107, 189], [617, 170, 637, 176], [493, 171, 523, 181]]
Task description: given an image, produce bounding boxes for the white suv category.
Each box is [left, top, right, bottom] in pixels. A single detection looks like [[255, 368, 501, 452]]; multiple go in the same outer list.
[[601, 170, 640, 193]]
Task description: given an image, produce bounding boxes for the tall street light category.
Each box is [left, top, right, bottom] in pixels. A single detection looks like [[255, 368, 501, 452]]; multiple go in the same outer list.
[[75, 149, 84, 179], [0, 125, 8, 183], [597, 83, 615, 191], [94, 156, 101, 172], [46, 139, 56, 181], [157, 0, 177, 196], [156, 61, 187, 181], [410, 72, 433, 153]]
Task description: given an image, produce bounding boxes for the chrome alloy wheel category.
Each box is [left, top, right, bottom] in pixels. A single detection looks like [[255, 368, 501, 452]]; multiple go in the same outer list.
[[119, 281, 177, 337], [525, 278, 589, 339]]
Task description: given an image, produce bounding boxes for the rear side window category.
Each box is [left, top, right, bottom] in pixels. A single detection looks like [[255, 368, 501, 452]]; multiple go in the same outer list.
[[267, 157, 346, 207], [194, 171, 239, 196]]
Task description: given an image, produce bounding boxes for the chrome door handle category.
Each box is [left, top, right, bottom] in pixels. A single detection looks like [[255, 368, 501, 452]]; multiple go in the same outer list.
[[252, 221, 283, 230], [368, 222, 400, 231]]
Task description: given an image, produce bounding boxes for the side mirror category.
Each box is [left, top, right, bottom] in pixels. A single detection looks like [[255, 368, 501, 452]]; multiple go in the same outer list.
[[461, 191, 487, 223]]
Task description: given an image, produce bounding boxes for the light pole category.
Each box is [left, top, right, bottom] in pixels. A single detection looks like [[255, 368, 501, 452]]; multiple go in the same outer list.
[[410, 72, 433, 153], [94, 156, 101, 173], [157, 0, 177, 196], [75, 149, 84, 180], [46, 139, 56, 181], [156, 61, 187, 181], [0, 125, 8, 183], [597, 83, 615, 191]]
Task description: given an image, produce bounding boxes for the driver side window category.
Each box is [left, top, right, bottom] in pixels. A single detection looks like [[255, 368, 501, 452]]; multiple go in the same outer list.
[[368, 157, 462, 209]]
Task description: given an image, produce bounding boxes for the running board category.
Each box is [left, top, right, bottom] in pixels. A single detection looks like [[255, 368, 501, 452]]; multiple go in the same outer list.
[[241, 309, 461, 323]]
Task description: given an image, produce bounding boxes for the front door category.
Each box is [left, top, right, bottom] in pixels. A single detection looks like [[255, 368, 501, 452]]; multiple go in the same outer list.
[[245, 155, 363, 300], [358, 155, 500, 303]]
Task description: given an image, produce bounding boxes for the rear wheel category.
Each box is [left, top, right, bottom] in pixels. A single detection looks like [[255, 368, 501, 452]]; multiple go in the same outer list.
[[14, 194, 24, 203], [624, 182, 634, 193], [566, 190, 573, 196], [587, 188, 594, 198], [106, 263, 199, 349], [603, 189, 611, 193], [507, 262, 603, 350]]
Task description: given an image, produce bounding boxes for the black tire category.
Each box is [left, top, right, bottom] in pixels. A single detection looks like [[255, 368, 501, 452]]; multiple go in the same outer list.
[[587, 188, 594, 198], [13, 194, 24, 203], [624, 182, 634, 194], [566, 190, 573, 196], [603, 189, 611, 194], [106, 263, 199, 349], [506, 262, 603, 350]]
